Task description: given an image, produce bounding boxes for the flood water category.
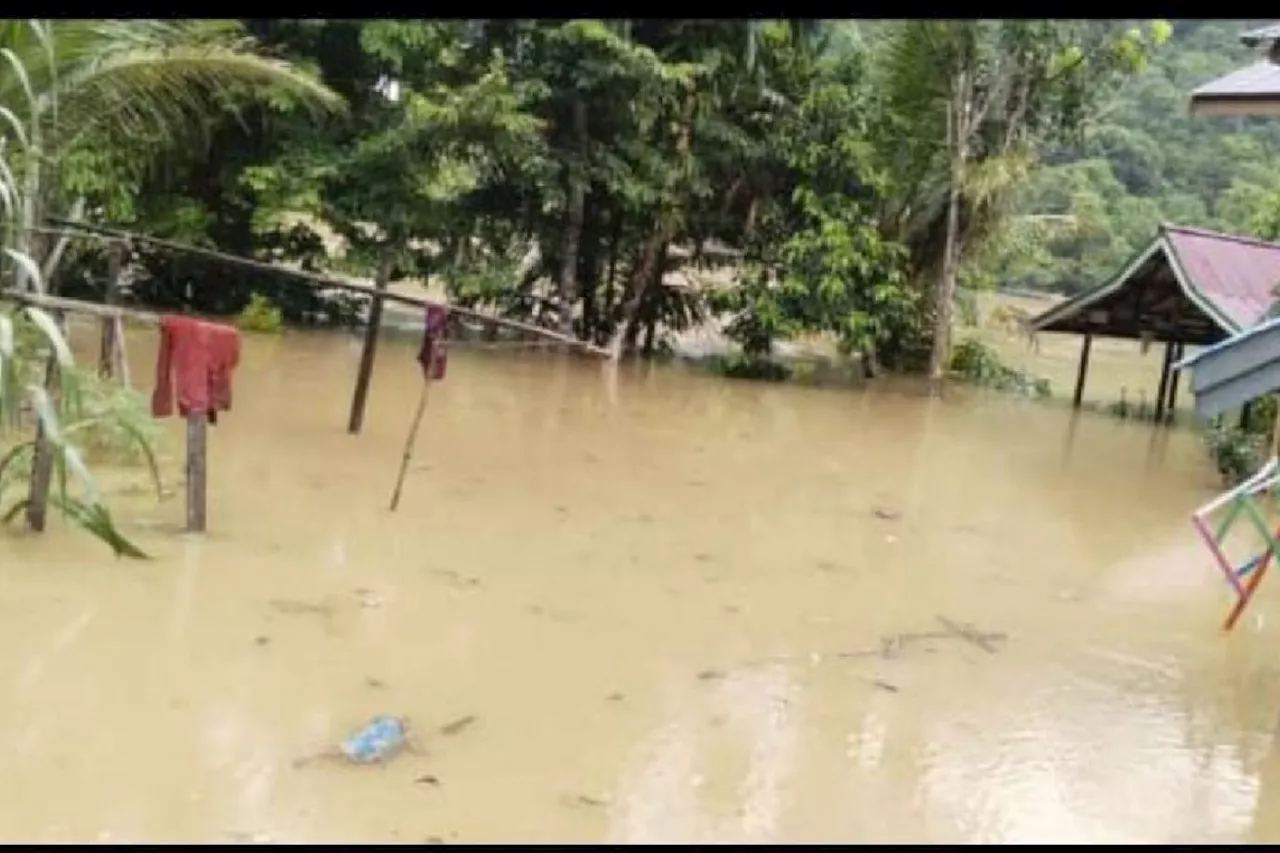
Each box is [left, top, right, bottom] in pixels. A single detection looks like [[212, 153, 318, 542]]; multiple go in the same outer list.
[[3, 322, 1280, 844]]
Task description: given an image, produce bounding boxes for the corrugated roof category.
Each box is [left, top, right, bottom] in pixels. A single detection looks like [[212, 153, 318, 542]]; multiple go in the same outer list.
[[1162, 224, 1280, 330], [1175, 312, 1280, 371], [1190, 61, 1280, 100], [1029, 224, 1280, 339]]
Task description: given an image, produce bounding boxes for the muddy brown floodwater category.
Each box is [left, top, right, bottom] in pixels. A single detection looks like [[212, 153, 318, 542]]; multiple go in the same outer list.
[[4, 322, 1280, 844]]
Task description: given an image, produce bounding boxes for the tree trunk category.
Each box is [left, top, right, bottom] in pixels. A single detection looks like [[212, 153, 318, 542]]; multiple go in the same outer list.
[[611, 232, 665, 358], [603, 209, 623, 332], [608, 84, 697, 359], [579, 199, 601, 341], [557, 96, 589, 339], [928, 76, 971, 393], [637, 242, 669, 357]]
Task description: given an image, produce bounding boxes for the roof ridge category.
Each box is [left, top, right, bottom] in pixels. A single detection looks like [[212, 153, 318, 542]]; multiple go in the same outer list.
[[1161, 222, 1280, 253]]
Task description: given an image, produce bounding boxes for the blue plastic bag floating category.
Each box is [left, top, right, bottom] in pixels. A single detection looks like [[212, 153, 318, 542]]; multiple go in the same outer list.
[[341, 715, 408, 764]]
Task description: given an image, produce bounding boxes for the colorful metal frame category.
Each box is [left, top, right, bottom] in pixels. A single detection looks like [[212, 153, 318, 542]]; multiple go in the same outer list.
[[1192, 456, 1280, 632]]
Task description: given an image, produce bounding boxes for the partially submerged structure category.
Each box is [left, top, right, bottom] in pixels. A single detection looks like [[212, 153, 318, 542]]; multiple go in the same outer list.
[[1177, 22, 1280, 426], [1173, 313, 1280, 420], [1029, 224, 1280, 420]]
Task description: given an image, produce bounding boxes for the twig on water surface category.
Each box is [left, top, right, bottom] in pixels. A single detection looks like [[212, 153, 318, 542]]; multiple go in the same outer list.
[[705, 617, 1009, 679], [389, 375, 431, 512]]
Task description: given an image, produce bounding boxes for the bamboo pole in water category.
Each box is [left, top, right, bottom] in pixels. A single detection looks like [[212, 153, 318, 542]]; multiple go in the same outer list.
[[389, 374, 431, 512], [40, 218, 611, 357]]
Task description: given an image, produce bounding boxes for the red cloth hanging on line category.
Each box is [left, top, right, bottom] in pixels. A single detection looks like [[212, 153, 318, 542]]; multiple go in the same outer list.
[[417, 304, 449, 381], [151, 315, 241, 424]]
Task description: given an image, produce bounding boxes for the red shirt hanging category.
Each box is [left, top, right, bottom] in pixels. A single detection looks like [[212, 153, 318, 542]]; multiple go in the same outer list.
[[151, 315, 242, 424], [417, 304, 449, 381]]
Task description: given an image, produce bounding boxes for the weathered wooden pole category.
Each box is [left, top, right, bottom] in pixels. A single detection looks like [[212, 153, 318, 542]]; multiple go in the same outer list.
[[347, 252, 395, 436], [1154, 340, 1174, 422], [25, 350, 61, 533], [1072, 333, 1093, 409], [98, 241, 125, 378], [186, 414, 208, 533], [1165, 341, 1184, 424]]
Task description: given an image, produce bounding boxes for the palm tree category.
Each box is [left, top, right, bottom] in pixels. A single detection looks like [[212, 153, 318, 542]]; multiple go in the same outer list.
[[0, 19, 342, 550], [0, 19, 343, 291]]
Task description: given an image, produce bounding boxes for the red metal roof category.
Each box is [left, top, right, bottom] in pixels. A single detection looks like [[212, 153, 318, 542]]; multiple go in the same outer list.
[[1163, 224, 1280, 329]]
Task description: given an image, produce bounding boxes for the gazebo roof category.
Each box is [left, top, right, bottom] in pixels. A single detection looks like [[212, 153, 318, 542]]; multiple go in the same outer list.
[[1030, 224, 1280, 343]]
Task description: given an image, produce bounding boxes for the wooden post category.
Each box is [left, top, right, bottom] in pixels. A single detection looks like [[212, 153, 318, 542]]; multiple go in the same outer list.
[[347, 252, 394, 436], [25, 351, 61, 533], [98, 241, 125, 378], [1072, 333, 1093, 409], [186, 414, 207, 532], [1165, 341, 1183, 425], [1154, 340, 1174, 423]]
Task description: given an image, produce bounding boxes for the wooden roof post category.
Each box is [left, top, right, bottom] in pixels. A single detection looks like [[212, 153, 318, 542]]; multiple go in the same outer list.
[[1072, 333, 1093, 409], [1155, 340, 1175, 422]]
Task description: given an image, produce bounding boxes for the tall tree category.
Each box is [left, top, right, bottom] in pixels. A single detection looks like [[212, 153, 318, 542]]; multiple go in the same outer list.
[[874, 19, 1170, 387]]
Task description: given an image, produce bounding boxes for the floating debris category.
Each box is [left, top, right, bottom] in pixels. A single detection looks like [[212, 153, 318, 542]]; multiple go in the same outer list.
[[935, 615, 1006, 654], [268, 598, 332, 617], [438, 715, 477, 737], [341, 715, 409, 765], [702, 617, 1008, 679]]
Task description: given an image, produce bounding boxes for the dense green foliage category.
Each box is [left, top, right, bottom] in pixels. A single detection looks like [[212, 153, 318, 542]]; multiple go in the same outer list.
[[45, 18, 1186, 372]]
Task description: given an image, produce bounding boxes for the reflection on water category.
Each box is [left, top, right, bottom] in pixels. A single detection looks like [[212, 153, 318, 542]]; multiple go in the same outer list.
[[1, 321, 1280, 843]]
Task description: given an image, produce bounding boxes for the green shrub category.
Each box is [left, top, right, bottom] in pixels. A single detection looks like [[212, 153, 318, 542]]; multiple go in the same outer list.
[[709, 353, 793, 382], [237, 292, 284, 334], [1205, 421, 1267, 487], [950, 338, 1051, 398]]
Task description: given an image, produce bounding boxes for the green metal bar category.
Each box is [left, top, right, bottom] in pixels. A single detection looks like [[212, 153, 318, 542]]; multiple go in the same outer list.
[[1240, 496, 1280, 554]]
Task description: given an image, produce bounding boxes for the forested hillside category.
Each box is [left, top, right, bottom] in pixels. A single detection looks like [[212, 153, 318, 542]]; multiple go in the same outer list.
[[983, 20, 1280, 295]]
